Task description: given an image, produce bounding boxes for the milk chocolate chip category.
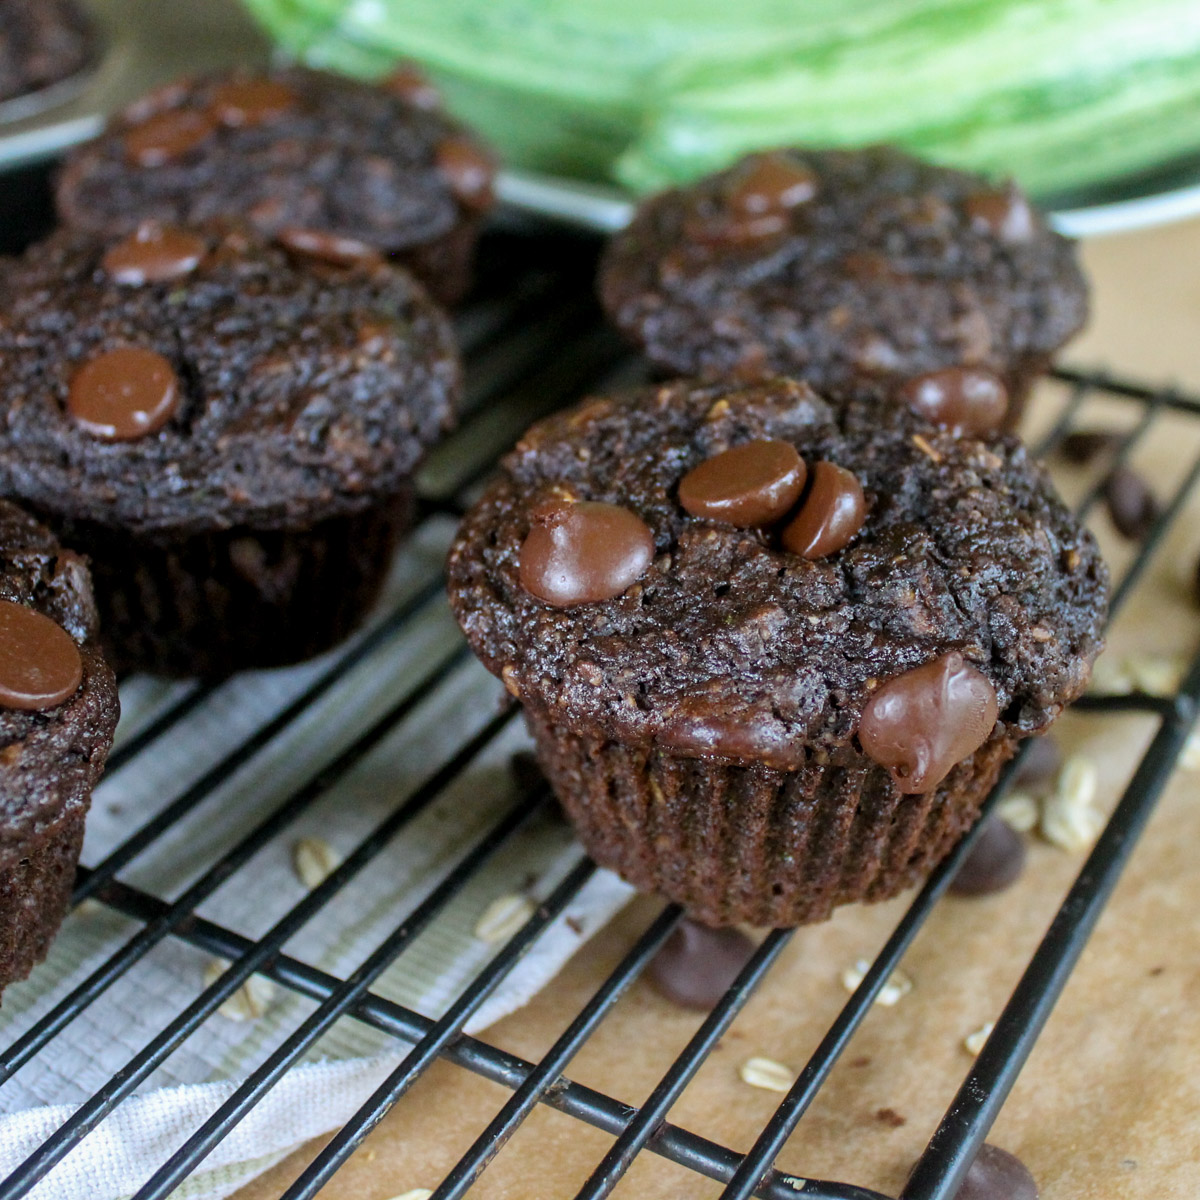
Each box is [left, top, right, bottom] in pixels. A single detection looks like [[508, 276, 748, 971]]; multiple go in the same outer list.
[[68, 346, 180, 441], [949, 817, 1026, 896], [102, 222, 207, 285], [1103, 465, 1160, 540], [382, 64, 441, 110], [0, 599, 83, 711], [518, 500, 654, 607], [210, 78, 297, 127], [435, 137, 495, 212], [678, 440, 806, 527], [781, 461, 866, 558], [125, 109, 216, 166], [276, 227, 382, 268], [728, 152, 817, 223], [647, 920, 757, 1010], [954, 1144, 1039, 1200], [964, 185, 1036, 242], [898, 367, 1009, 436], [859, 651, 998, 793]]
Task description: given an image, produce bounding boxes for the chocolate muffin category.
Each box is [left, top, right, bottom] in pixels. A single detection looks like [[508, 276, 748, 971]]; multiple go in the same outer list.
[[599, 146, 1088, 430], [54, 67, 496, 305], [0, 499, 118, 994], [0, 222, 459, 678], [0, 0, 92, 105], [446, 378, 1107, 926]]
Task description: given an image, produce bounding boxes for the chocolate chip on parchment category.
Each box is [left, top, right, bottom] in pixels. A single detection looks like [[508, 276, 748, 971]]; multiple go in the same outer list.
[[1103, 465, 1160, 540], [949, 817, 1026, 896], [648, 919, 757, 1010]]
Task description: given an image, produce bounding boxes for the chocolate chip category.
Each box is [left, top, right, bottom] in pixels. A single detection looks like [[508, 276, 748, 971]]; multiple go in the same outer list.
[[381, 64, 441, 110], [1104, 466, 1160, 540], [509, 750, 547, 794], [781, 461, 866, 559], [518, 500, 655, 607], [728, 152, 818, 223], [686, 152, 818, 243], [647, 919, 757, 1010], [859, 652, 998, 793], [1056, 428, 1121, 465], [0, 599, 83, 711], [435, 136, 495, 212], [1013, 734, 1060, 788], [209, 77, 297, 127], [276, 227, 382, 268], [102, 222, 207, 285], [897, 367, 1008, 436], [67, 346, 180, 441], [678, 440, 806, 527], [949, 817, 1026, 896], [124, 109, 216, 166], [964, 185, 1036, 242], [954, 1144, 1039, 1200]]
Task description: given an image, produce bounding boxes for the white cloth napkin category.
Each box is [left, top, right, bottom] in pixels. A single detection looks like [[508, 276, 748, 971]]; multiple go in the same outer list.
[[0, 517, 635, 1200]]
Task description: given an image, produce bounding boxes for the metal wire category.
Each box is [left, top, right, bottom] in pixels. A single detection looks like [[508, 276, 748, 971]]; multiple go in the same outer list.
[[1, 233, 1197, 1200]]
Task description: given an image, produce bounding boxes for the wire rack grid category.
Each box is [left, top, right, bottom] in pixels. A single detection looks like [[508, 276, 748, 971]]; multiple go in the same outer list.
[[0, 230, 1197, 1200]]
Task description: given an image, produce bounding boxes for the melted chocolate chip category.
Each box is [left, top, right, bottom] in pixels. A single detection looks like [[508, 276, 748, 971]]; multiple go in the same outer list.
[[381, 64, 441, 110], [859, 652, 998, 793], [276, 227, 382, 268], [688, 152, 818, 243], [1104, 465, 1160, 540], [964, 186, 1036, 242], [67, 346, 180, 441], [102, 222, 207, 285], [728, 152, 818, 221], [1057, 428, 1121, 465], [678, 440, 806, 527], [435, 137, 495, 212], [954, 1144, 1039, 1200], [949, 817, 1026, 896], [1013, 734, 1060, 788], [124, 109, 216, 167], [897, 368, 1009, 436], [0, 599, 83, 711], [518, 500, 655, 607], [209, 78, 298, 127], [780, 461, 866, 559], [647, 919, 757, 1009]]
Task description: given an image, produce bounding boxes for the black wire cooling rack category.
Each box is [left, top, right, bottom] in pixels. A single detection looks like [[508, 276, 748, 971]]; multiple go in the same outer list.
[[1, 221, 1198, 1200]]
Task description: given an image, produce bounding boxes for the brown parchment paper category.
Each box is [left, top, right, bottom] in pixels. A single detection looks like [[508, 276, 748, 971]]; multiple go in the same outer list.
[[235, 217, 1200, 1200]]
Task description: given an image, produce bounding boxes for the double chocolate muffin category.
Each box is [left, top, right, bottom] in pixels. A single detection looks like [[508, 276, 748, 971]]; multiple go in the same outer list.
[[1, 499, 118, 994], [0, 221, 459, 678], [55, 67, 496, 305], [447, 378, 1107, 926], [0, 0, 92, 104], [599, 146, 1088, 429]]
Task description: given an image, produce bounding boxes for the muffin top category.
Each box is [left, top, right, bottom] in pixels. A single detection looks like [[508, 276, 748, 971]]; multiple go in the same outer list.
[[447, 378, 1107, 772], [0, 0, 92, 104], [54, 67, 495, 254], [0, 499, 118, 866], [599, 146, 1088, 393], [0, 222, 460, 536]]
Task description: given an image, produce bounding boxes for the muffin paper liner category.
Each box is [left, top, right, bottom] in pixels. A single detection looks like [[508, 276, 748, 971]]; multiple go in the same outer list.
[[526, 706, 1019, 927], [0, 807, 87, 996], [47, 490, 412, 679]]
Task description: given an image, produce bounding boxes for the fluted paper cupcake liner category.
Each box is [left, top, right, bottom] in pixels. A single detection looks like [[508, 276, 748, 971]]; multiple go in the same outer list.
[[526, 707, 1018, 927], [47, 490, 412, 679]]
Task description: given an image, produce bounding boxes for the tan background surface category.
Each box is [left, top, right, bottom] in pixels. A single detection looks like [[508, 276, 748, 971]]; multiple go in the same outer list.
[[235, 218, 1200, 1200]]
